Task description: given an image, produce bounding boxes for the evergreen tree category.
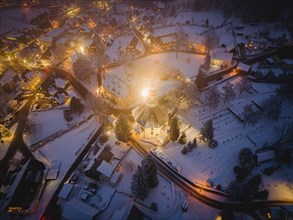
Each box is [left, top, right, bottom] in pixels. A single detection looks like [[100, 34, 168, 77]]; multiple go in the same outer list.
[[178, 132, 187, 144], [192, 137, 197, 148], [199, 119, 214, 142], [114, 115, 132, 142], [168, 116, 180, 141], [238, 147, 254, 167], [202, 52, 211, 71], [225, 181, 240, 201], [130, 165, 149, 200], [239, 174, 262, 202], [141, 155, 159, 188], [70, 96, 84, 114], [195, 68, 206, 91]]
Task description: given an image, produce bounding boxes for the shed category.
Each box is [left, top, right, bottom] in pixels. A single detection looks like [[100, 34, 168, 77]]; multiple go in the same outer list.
[[237, 62, 251, 73], [256, 150, 275, 164], [46, 168, 59, 180]]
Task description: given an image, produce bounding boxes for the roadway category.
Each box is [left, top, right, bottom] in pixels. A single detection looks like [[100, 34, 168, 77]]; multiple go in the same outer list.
[[130, 138, 293, 212], [0, 97, 34, 186]]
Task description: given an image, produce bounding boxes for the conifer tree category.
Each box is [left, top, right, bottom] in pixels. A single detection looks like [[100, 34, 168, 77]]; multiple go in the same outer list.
[[169, 116, 180, 141], [195, 68, 205, 91], [130, 165, 149, 200], [141, 155, 158, 188], [199, 119, 214, 141], [114, 115, 132, 142], [179, 132, 187, 144]]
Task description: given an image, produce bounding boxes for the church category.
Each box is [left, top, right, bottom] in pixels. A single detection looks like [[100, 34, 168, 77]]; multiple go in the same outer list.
[[132, 87, 169, 142]]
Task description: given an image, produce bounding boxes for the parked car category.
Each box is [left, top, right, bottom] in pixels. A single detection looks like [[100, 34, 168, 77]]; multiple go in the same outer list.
[[181, 199, 189, 212]]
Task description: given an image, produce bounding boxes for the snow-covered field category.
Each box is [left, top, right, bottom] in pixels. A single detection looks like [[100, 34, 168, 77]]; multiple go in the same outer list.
[[140, 78, 293, 201]]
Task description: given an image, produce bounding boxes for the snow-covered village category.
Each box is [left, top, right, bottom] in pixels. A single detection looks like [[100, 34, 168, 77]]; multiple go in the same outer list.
[[0, 0, 293, 219]]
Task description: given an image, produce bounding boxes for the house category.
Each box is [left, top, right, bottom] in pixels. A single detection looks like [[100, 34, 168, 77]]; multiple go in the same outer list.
[[236, 62, 251, 74], [210, 51, 233, 68], [2, 158, 46, 215], [101, 73, 130, 107], [96, 160, 116, 182], [84, 146, 114, 182], [18, 70, 42, 91], [132, 87, 169, 140]]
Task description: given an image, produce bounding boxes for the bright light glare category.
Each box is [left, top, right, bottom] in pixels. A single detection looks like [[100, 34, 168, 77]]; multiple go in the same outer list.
[[141, 89, 148, 97], [80, 46, 84, 54]]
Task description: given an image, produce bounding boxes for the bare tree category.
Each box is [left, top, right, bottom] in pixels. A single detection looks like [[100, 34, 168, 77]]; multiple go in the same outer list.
[[235, 75, 253, 95], [222, 82, 236, 103], [242, 104, 261, 127], [202, 28, 220, 51], [276, 84, 293, 104], [86, 94, 109, 123], [178, 82, 199, 107], [203, 87, 221, 108], [261, 96, 281, 121], [274, 123, 293, 143], [73, 55, 94, 84]]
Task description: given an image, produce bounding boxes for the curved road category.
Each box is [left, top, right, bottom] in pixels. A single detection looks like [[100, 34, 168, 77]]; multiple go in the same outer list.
[[130, 139, 293, 212]]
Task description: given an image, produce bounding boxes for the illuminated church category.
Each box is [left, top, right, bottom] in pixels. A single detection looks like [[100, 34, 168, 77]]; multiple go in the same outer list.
[[132, 87, 169, 141]]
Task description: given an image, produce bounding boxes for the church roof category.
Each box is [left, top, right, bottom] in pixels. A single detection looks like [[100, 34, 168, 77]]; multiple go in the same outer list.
[[132, 104, 168, 128]]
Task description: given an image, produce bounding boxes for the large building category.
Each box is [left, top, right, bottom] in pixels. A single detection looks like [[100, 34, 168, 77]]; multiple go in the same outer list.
[[18, 70, 42, 91], [1, 158, 46, 215], [132, 87, 169, 140]]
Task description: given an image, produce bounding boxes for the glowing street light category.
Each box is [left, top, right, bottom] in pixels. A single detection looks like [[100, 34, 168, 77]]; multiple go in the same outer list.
[[141, 88, 149, 97]]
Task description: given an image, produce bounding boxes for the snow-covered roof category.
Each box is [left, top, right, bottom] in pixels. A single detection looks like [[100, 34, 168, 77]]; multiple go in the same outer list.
[[96, 160, 115, 178], [57, 37, 67, 45], [46, 28, 64, 38], [132, 103, 169, 128], [62, 199, 99, 220], [0, 69, 17, 86], [39, 35, 53, 43], [102, 74, 128, 100], [256, 150, 275, 163], [211, 51, 233, 62], [48, 86, 58, 96], [55, 78, 66, 89], [58, 183, 73, 200], [226, 43, 235, 52], [72, 53, 78, 64], [237, 62, 251, 72], [110, 171, 120, 184], [46, 168, 59, 180]]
